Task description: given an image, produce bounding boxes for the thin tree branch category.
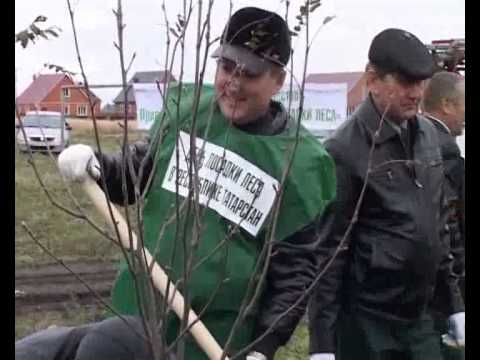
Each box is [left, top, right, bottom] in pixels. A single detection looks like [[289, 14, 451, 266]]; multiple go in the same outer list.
[[21, 221, 148, 342]]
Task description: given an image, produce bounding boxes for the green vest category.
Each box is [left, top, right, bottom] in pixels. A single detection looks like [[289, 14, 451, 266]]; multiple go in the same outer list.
[[111, 84, 336, 359]]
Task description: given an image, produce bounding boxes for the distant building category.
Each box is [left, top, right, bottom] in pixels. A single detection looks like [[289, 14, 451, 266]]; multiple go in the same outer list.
[[94, 103, 118, 120], [16, 74, 101, 118], [306, 71, 367, 116], [112, 71, 176, 119], [101, 103, 117, 113]]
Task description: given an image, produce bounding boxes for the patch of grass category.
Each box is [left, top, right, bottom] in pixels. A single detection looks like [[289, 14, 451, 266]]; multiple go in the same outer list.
[[15, 305, 107, 340], [276, 322, 309, 359], [15, 127, 145, 267]]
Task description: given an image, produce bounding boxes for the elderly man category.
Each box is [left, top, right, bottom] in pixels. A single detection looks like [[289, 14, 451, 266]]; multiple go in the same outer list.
[[422, 71, 465, 360], [308, 29, 465, 360], [422, 71, 465, 295], [16, 7, 335, 360]]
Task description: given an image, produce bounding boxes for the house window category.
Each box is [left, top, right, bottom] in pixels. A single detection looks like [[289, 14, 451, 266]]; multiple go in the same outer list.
[[62, 88, 70, 98], [64, 105, 70, 115], [77, 104, 87, 116]]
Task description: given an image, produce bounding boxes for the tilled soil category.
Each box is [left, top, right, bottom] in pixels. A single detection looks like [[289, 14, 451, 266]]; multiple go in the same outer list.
[[15, 260, 118, 314]]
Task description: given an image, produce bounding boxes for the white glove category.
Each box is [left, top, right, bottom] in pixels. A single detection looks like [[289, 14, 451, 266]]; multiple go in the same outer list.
[[447, 312, 465, 347], [57, 144, 101, 182], [310, 354, 335, 360], [246, 351, 267, 360]]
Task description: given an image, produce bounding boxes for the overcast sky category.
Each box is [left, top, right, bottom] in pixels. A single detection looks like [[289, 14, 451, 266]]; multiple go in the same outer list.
[[15, 0, 465, 104]]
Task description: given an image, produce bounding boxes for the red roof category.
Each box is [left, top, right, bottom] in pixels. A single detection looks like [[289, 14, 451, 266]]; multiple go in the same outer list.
[[16, 74, 69, 104], [306, 72, 365, 92]]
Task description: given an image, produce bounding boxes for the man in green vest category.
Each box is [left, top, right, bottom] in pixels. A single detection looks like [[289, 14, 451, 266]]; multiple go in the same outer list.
[[16, 7, 336, 360]]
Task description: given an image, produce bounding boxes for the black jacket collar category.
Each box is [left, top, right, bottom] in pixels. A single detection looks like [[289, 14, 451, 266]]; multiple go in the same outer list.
[[356, 93, 424, 145], [234, 100, 287, 136], [424, 114, 451, 135]]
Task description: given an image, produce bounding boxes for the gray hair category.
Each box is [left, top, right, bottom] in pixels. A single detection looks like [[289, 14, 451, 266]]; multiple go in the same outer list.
[[422, 71, 464, 112]]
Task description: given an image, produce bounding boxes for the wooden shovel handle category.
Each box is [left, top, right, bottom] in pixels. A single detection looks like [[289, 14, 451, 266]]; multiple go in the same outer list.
[[81, 177, 229, 360]]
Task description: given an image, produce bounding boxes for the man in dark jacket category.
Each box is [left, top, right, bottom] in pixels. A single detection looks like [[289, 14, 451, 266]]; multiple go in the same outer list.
[[308, 29, 465, 360], [16, 7, 336, 360], [422, 71, 465, 299], [422, 71, 465, 360]]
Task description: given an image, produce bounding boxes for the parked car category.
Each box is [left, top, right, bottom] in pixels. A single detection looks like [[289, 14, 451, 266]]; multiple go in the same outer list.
[[16, 111, 72, 153]]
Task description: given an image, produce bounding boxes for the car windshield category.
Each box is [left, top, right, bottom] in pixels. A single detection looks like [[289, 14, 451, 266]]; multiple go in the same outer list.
[[22, 115, 63, 128]]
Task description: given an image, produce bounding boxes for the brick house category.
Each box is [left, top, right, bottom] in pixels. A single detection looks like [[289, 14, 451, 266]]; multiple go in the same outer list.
[[112, 71, 176, 119], [16, 74, 101, 118], [306, 72, 367, 116]]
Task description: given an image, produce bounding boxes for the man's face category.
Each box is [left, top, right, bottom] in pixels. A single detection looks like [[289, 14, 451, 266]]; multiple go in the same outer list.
[[369, 71, 425, 124], [445, 80, 465, 136], [214, 58, 285, 125]]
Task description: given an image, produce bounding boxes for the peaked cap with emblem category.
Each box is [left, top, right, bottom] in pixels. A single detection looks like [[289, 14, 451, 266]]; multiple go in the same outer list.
[[212, 7, 291, 74], [369, 28, 435, 80]]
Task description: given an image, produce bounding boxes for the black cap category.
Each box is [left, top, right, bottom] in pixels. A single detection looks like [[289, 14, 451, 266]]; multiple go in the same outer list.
[[368, 28, 435, 80], [212, 7, 291, 75]]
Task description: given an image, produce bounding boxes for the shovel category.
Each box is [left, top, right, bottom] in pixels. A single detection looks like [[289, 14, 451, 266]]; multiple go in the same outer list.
[[81, 177, 229, 360]]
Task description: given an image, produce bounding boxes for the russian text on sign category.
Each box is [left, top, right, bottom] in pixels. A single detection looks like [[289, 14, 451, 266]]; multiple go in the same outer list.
[[162, 132, 279, 236]]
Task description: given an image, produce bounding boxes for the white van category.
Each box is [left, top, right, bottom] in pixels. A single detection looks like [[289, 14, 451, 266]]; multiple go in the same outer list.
[[16, 111, 72, 153]]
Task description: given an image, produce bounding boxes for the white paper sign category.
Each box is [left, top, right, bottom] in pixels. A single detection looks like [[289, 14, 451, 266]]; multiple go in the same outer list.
[[274, 83, 348, 133], [162, 131, 279, 236], [133, 83, 165, 130]]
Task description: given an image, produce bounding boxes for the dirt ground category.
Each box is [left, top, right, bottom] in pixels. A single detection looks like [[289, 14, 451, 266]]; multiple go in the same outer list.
[[68, 118, 139, 131], [15, 260, 117, 314]]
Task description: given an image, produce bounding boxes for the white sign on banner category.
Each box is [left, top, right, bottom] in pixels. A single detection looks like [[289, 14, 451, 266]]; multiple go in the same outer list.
[[133, 83, 165, 130], [134, 82, 348, 134], [162, 131, 279, 236], [273, 83, 348, 136]]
